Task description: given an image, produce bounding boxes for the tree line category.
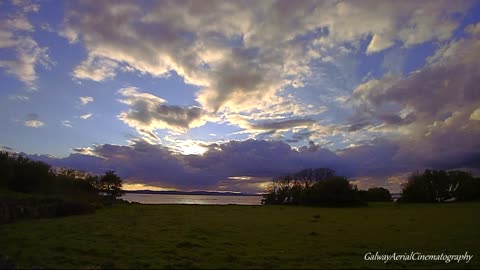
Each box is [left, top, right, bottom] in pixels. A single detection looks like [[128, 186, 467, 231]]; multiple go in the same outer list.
[[262, 167, 480, 206], [0, 151, 125, 199], [0, 151, 126, 222]]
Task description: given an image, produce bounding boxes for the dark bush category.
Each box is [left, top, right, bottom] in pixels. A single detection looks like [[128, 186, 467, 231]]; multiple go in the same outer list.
[[359, 187, 392, 202]]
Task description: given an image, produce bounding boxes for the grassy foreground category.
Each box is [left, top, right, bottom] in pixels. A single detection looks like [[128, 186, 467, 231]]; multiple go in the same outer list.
[[1, 202, 479, 269]]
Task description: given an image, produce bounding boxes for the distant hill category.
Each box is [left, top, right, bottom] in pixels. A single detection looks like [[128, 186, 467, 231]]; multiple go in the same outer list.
[[124, 190, 260, 196]]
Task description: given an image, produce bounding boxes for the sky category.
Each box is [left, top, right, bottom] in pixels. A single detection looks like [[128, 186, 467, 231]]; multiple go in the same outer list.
[[1, 0, 480, 193]]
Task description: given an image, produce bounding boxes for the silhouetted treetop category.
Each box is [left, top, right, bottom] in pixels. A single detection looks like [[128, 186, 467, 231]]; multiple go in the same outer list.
[[262, 168, 362, 206]]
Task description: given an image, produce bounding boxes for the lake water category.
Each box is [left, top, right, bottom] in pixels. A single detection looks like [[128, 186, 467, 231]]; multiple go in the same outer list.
[[122, 193, 264, 205]]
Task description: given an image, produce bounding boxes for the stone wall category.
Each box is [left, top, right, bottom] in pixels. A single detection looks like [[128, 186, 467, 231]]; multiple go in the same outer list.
[[0, 198, 95, 223]]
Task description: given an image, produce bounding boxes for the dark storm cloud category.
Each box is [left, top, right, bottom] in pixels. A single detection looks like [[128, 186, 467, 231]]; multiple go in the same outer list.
[[28, 139, 342, 191], [338, 139, 404, 176], [348, 38, 480, 174], [28, 134, 480, 192], [350, 38, 480, 130], [20, 139, 408, 192]]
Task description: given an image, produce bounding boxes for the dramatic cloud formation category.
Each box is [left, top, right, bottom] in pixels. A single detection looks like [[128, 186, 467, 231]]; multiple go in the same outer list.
[[31, 134, 477, 193], [350, 37, 480, 169], [1, 0, 479, 192], [62, 0, 470, 114], [29, 139, 343, 192]]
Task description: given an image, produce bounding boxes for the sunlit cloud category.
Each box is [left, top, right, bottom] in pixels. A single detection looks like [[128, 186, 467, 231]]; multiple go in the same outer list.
[[11, 0, 40, 13], [349, 37, 480, 169], [117, 87, 209, 137], [63, 0, 470, 115], [177, 143, 208, 156], [79, 96, 94, 106], [73, 55, 118, 82], [24, 120, 44, 128], [470, 108, 480, 121], [122, 183, 175, 192], [8, 95, 29, 101], [163, 137, 210, 156], [23, 113, 44, 128], [61, 120, 72, 128], [80, 113, 92, 120], [228, 176, 254, 181], [0, 0, 53, 88]]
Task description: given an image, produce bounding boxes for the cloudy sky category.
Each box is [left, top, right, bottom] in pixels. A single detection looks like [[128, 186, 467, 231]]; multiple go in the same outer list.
[[1, 0, 480, 193]]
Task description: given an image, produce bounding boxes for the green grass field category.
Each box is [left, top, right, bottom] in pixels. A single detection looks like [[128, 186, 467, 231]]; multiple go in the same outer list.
[[1, 202, 479, 269]]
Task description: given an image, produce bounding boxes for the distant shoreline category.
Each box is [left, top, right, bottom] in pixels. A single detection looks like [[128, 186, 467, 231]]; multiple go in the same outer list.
[[124, 190, 262, 196]]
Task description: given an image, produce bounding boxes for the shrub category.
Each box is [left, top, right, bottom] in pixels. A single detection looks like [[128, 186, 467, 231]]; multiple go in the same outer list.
[[359, 187, 392, 202]]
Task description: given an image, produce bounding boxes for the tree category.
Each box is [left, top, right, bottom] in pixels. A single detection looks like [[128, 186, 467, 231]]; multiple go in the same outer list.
[[8, 154, 52, 193], [359, 187, 392, 202], [451, 172, 480, 201], [303, 176, 361, 206], [0, 152, 14, 188], [262, 168, 336, 205], [401, 171, 437, 202], [262, 168, 362, 206], [400, 169, 480, 202], [98, 170, 125, 199]]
